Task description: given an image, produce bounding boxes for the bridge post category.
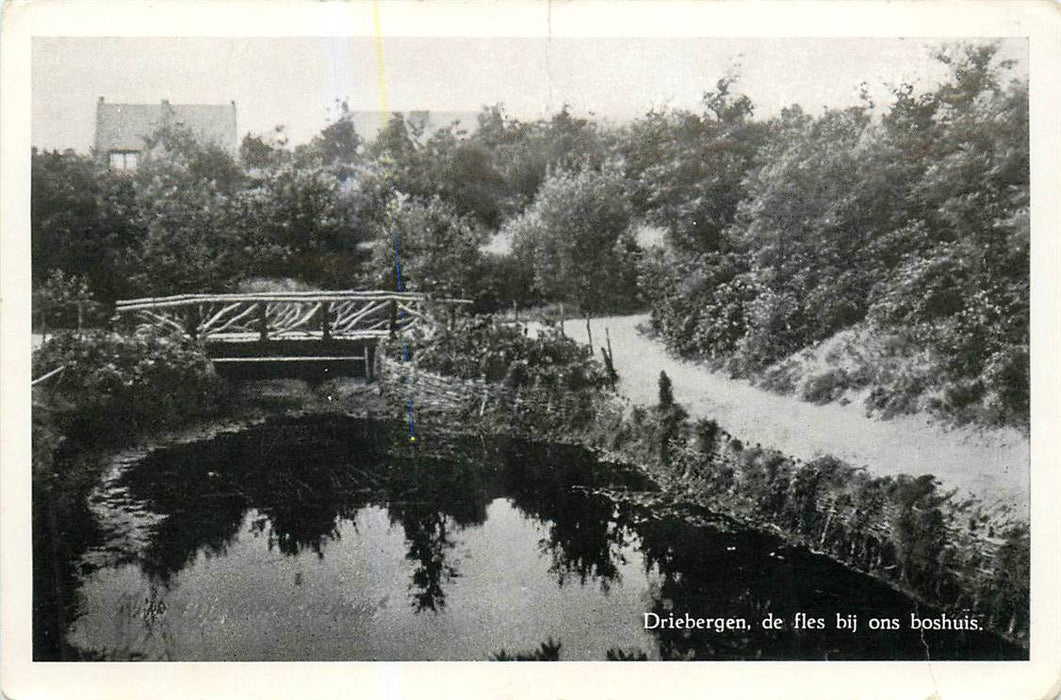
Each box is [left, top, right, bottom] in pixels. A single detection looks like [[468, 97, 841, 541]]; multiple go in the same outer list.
[[258, 303, 268, 343], [321, 301, 331, 342], [184, 305, 200, 341]]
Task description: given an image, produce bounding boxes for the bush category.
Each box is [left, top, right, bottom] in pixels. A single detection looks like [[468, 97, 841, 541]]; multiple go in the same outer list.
[[800, 368, 852, 404], [402, 316, 612, 392], [33, 329, 224, 443], [639, 250, 756, 359], [33, 270, 108, 331]]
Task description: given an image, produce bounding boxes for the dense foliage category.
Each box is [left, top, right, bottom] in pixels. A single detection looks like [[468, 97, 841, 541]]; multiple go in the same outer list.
[[638, 45, 1029, 428], [32, 41, 1028, 427], [32, 329, 223, 443], [506, 167, 641, 315], [368, 194, 489, 297]]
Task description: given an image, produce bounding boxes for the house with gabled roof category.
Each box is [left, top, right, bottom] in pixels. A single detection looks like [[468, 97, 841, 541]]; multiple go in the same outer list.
[[94, 97, 237, 171]]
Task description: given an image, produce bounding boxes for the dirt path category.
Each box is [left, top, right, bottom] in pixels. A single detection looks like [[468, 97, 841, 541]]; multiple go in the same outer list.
[[550, 314, 1028, 517]]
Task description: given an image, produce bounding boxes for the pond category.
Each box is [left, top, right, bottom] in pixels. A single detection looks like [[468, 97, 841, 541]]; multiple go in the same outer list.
[[39, 415, 1024, 661]]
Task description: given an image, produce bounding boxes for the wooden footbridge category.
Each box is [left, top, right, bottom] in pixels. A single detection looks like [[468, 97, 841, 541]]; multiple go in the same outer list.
[[114, 291, 470, 380]]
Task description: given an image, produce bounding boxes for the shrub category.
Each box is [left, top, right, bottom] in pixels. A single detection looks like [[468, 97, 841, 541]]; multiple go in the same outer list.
[[759, 361, 798, 394], [987, 524, 1030, 637], [33, 270, 107, 331], [32, 329, 224, 444], [491, 638, 562, 661], [888, 475, 949, 591], [402, 316, 612, 392], [800, 368, 852, 404]]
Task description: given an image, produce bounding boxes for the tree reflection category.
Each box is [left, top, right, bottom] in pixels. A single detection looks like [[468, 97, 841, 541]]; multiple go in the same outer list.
[[394, 508, 457, 613], [119, 419, 386, 580], [632, 509, 832, 660], [122, 417, 502, 612], [535, 493, 629, 591], [501, 441, 645, 592], [382, 449, 491, 613]]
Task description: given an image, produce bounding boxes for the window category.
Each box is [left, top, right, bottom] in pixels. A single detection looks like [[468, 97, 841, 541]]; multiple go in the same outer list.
[[108, 151, 138, 171]]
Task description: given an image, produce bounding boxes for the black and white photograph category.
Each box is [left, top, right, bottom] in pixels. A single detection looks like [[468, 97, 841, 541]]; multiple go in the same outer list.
[[2, 1, 1060, 698]]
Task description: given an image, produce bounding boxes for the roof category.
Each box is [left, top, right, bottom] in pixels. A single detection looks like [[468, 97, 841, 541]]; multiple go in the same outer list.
[[94, 99, 237, 153]]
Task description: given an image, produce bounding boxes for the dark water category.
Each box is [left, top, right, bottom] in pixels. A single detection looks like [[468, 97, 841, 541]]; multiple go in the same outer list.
[[40, 415, 1024, 661]]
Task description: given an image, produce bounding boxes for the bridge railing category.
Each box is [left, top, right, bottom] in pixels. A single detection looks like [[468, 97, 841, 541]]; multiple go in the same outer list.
[[114, 291, 471, 343]]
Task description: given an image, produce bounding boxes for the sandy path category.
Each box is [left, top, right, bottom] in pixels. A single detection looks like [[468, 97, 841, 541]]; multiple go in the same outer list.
[[548, 314, 1028, 517]]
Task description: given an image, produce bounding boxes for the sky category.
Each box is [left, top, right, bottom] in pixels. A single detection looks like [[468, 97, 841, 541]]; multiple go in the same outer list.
[[32, 36, 1027, 153]]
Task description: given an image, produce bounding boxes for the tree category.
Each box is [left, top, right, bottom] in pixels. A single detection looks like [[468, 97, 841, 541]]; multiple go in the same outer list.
[[368, 193, 488, 297], [34, 269, 98, 332], [233, 159, 371, 287], [414, 124, 507, 228], [620, 78, 767, 253], [298, 100, 363, 170], [632, 41, 1029, 427], [366, 112, 419, 171], [240, 126, 290, 170], [466, 104, 607, 216], [119, 124, 250, 294], [505, 166, 639, 315], [732, 103, 874, 362], [31, 149, 144, 302], [867, 43, 1029, 425]]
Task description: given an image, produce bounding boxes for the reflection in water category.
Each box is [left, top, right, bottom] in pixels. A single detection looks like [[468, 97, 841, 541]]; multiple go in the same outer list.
[[42, 416, 1025, 661], [501, 442, 646, 592], [382, 453, 490, 613]]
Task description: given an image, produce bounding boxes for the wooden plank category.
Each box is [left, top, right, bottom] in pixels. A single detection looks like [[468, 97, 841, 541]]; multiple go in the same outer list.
[[206, 329, 393, 342], [118, 290, 416, 304], [267, 302, 304, 330], [331, 330, 390, 339], [395, 301, 423, 318]]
